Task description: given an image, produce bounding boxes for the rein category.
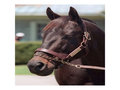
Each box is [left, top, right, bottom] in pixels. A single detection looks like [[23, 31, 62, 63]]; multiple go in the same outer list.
[[34, 22, 105, 71]]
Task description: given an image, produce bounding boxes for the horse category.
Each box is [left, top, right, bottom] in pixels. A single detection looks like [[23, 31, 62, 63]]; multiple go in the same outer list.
[[27, 7, 105, 85]]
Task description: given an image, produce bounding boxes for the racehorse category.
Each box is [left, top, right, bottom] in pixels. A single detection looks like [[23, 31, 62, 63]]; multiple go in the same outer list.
[[27, 7, 105, 85]]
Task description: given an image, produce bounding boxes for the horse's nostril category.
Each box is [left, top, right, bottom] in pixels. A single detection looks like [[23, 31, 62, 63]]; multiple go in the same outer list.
[[37, 62, 44, 68], [35, 62, 46, 71], [27, 61, 46, 73]]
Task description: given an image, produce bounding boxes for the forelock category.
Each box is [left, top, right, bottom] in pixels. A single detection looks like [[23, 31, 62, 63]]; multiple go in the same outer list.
[[43, 17, 68, 31]]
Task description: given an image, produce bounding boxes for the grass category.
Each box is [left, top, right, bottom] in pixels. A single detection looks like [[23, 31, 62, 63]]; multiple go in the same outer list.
[[15, 65, 54, 75], [15, 65, 34, 75]]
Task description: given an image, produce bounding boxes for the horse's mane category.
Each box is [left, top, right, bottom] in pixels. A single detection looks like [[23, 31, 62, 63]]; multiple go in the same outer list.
[[43, 17, 96, 31], [43, 21, 58, 31], [82, 18, 96, 24]]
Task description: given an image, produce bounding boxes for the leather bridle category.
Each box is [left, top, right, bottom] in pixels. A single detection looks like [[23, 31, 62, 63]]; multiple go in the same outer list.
[[34, 22, 105, 70]]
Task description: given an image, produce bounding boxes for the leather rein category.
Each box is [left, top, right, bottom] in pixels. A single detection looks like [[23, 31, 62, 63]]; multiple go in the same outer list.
[[34, 22, 105, 71]]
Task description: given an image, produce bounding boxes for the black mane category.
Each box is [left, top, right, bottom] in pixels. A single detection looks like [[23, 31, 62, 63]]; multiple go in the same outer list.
[[82, 18, 96, 24]]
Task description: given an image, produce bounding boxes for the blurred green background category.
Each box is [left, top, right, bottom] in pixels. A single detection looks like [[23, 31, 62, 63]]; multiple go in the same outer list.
[[15, 42, 41, 75], [15, 65, 33, 75]]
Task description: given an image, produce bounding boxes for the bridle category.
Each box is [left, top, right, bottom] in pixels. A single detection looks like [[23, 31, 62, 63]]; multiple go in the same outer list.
[[34, 22, 105, 70]]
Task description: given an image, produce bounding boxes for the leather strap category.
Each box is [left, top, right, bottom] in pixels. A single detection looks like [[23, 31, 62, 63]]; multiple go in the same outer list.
[[35, 48, 68, 60]]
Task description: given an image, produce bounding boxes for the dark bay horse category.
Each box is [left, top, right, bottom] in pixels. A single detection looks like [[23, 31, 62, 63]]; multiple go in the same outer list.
[[27, 7, 105, 85]]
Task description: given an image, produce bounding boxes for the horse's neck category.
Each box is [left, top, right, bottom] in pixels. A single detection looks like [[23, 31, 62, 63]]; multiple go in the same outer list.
[[80, 21, 105, 66]]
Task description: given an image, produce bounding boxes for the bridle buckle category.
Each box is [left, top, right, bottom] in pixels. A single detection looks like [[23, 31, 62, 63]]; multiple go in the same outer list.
[[84, 32, 91, 40]]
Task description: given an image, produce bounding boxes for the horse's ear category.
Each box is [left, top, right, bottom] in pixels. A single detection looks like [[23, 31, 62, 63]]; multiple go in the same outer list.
[[69, 7, 83, 25], [46, 7, 60, 20]]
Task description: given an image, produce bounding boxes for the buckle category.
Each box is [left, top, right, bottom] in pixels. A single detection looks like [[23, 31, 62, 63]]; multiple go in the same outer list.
[[84, 32, 91, 40]]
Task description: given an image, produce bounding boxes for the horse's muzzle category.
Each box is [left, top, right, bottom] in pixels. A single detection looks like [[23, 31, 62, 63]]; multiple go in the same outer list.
[[27, 57, 55, 76], [27, 60, 45, 72]]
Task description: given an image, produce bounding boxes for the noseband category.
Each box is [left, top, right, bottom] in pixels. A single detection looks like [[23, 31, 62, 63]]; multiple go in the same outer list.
[[34, 22, 105, 70]]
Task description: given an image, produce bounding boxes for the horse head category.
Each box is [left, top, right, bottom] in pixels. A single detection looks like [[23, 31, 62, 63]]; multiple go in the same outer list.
[[27, 7, 88, 76]]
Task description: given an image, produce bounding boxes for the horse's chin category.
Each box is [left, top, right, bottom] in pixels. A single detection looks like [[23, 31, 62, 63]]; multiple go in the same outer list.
[[33, 65, 54, 76]]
